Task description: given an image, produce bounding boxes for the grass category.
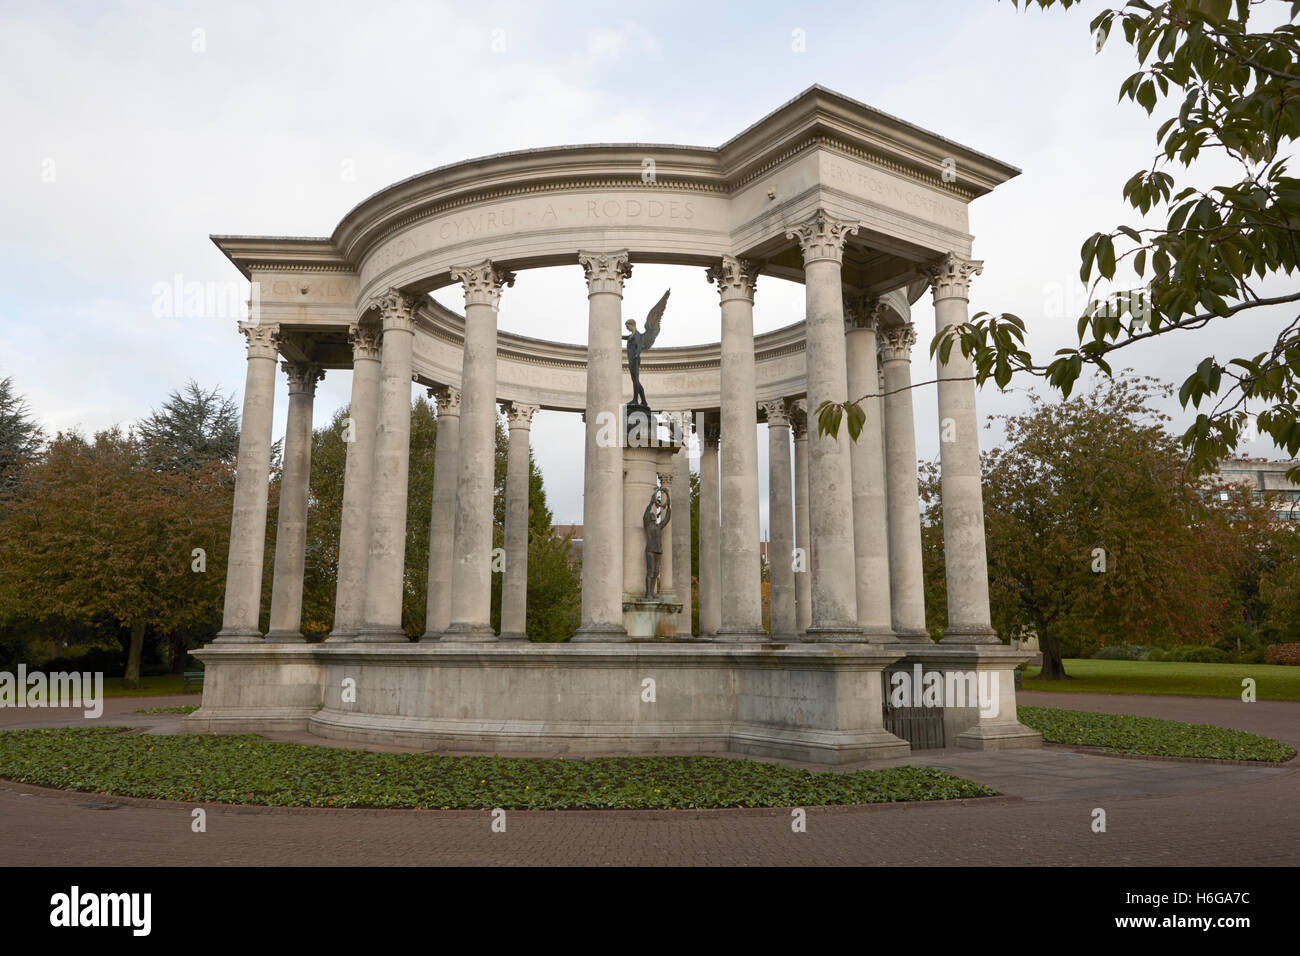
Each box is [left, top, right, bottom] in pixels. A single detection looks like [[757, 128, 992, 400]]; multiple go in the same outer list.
[[1021, 658, 1300, 700], [133, 705, 198, 715], [99, 676, 201, 698], [1019, 706, 1295, 762], [0, 727, 995, 810]]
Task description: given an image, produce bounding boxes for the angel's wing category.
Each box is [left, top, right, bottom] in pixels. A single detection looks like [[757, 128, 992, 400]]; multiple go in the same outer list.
[[640, 289, 670, 351]]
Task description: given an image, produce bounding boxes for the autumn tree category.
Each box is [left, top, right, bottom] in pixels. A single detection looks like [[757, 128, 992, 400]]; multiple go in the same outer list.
[[0, 429, 231, 686], [929, 374, 1246, 679]]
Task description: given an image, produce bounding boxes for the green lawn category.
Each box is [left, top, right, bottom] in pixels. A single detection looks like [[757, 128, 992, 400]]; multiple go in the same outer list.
[[0, 728, 994, 809], [1022, 658, 1300, 700], [1018, 706, 1295, 761], [100, 676, 201, 698]]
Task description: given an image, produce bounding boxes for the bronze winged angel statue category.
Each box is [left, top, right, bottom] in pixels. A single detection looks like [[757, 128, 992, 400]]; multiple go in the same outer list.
[[624, 289, 670, 408]]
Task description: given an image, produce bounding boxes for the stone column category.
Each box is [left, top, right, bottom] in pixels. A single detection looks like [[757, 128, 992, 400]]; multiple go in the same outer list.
[[762, 400, 797, 638], [420, 385, 460, 641], [443, 260, 514, 642], [328, 324, 381, 642], [670, 414, 693, 636], [266, 361, 324, 642], [697, 412, 721, 638], [844, 296, 896, 642], [786, 211, 863, 641], [707, 256, 764, 641], [215, 322, 280, 643], [573, 250, 630, 642], [355, 289, 419, 643], [928, 253, 998, 644], [879, 323, 930, 641], [499, 401, 537, 641], [790, 401, 813, 635]]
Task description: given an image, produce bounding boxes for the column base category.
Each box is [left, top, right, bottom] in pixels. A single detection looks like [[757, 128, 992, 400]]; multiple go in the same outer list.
[[212, 629, 263, 644], [418, 632, 442, 644], [857, 627, 900, 644], [802, 624, 869, 643], [571, 623, 631, 643], [941, 625, 1001, 645], [324, 630, 356, 644], [893, 627, 935, 644], [955, 722, 1042, 750], [713, 626, 768, 643], [264, 630, 306, 644], [497, 632, 529, 642], [440, 623, 499, 643], [352, 625, 410, 644]]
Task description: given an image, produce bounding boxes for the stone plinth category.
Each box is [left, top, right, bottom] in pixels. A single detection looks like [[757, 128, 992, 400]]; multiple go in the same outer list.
[[184, 641, 912, 765], [621, 422, 682, 638]]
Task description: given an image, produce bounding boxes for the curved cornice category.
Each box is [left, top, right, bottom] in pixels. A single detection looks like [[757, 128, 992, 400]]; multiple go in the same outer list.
[[212, 86, 1018, 280]]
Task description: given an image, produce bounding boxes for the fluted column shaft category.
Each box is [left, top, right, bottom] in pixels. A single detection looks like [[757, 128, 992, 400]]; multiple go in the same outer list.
[[880, 324, 930, 641], [215, 323, 280, 642], [697, 413, 721, 637], [500, 401, 537, 641], [763, 401, 796, 637], [573, 250, 630, 640], [670, 416, 693, 635], [791, 403, 813, 635], [266, 361, 323, 642], [356, 290, 419, 642], [786, 211, 863, 640], [420, 386, 460, 641], [929, 253, 998, 643], [444, 261, 514, 642], [844, 300, 896, 642], [709, 257, 764, 640], [329, 325, 381, 642]]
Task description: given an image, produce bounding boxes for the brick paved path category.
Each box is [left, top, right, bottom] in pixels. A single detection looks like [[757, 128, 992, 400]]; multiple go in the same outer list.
[[1, 691, 1295, 865]]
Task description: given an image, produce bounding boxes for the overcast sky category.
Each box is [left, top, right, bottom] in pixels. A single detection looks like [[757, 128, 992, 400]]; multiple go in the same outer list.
[[2, 0, 1293, 526]]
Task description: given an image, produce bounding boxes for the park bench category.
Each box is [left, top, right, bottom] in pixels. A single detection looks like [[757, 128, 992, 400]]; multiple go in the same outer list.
[[183, 670, 204, 693]]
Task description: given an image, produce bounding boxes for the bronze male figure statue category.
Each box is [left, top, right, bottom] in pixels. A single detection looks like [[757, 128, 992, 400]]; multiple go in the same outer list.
[[624, 289, 670, 409], [643, 485, 671, 598]]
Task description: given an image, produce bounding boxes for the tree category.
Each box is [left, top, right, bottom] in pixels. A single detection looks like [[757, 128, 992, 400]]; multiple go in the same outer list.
[[0, 429, 231, 686], [0, 376, 44, 491], [932, 374, 1248, 679], [137, 380, 241, 469], [932, 0, 1300, 478]]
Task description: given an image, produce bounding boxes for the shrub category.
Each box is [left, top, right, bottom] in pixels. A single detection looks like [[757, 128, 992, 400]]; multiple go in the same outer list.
[[1147, 647, 1170, 661], [1167, 645, 1229, 663], [1093, 643, 1149, 661], [1265, 642, 1300, 666]]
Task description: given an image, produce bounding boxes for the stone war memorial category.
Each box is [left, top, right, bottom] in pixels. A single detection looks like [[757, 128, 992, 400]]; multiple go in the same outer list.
[[185, 86, 1041, 763]]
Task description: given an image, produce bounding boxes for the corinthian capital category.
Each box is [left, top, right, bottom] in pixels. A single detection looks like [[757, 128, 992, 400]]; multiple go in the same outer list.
[[760, 399, 792, 429], [788, 399, 808, 441], [706, 255, 759, 303], [429, 384, 461, 417], [843, 293, 888, 333], [925, 252, 983, 302], [348, 322, 381, 361], [502, 401, 539, 429], [451, 259, 516, 309], [878, 323, 918, 363], [578, 249, 632, 296], [786, 210, 860, 265], [283, 362, 325, 396], [370, 289, 423, 332], [238, 321, 280, 360]]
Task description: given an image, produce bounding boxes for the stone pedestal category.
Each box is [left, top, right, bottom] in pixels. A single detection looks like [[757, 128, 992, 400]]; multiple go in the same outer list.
[[621, 428, 682, 640]]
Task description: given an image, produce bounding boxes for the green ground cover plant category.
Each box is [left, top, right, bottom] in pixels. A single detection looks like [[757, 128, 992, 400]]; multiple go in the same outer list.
[[0, 727, 995, 809]]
